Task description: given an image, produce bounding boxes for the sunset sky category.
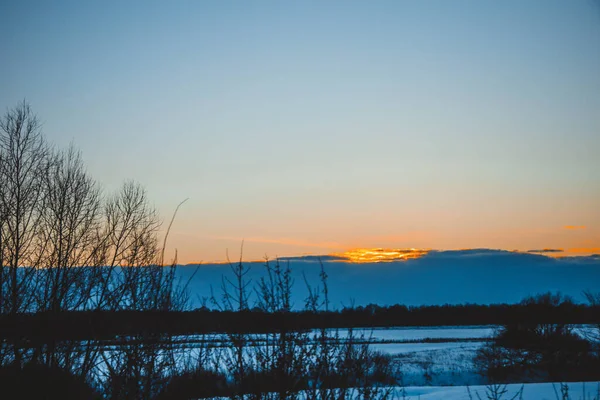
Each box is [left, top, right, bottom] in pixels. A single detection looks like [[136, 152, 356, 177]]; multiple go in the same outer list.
[[1, 1, 599, 263]]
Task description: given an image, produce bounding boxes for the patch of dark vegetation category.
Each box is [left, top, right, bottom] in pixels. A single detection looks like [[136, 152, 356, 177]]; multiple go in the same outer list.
[[0, 363, 101, 400], [156, 347, 396, 399], [475, 293, 600, 384], [2, 301, 599, 343]]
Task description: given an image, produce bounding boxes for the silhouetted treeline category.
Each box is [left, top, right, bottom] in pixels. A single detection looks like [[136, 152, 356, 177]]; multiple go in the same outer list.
[[2, 302, 599, 343]]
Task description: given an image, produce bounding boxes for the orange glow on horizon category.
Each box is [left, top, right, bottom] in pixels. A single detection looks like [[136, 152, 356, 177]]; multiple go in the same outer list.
[[333, 248, 430, 263], [179, 245, 599, 265]]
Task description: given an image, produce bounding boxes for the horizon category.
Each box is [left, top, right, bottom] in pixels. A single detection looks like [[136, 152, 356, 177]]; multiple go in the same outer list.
[[181, 246, 600, 266], [2, 1, 599, 264], [177, 247, 600, 308]]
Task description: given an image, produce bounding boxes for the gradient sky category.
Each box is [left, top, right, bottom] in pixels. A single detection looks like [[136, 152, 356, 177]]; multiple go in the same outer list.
[[1, 1, 599, 263]]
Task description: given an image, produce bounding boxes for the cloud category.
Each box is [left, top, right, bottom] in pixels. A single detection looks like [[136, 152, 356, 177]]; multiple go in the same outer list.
[[527, 249, 564, 254], [427, 249, 513, 258], [564, 225, 586, 230], [187, 254, 347, 266], [184, 247, 600, 270], [229, 249, 433, 264], [315, 248, 576, 264], [179, 247, 600, 309], [188, 246, 600, 266], [332, 248, 430, 263]]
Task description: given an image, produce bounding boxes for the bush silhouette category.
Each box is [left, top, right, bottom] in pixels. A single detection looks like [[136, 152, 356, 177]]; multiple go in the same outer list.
[[476, 293, 600, 382], [0, 363, 100, 400]]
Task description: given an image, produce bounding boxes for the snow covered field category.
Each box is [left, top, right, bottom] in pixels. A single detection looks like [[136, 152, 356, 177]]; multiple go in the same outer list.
[[399, 382, 600, 400], [340, 326, 493, 386], [341, 325, 597, 387], [154, 326, 598, 391], [172, 326, 596, 387], [337, 326, 496, 342]]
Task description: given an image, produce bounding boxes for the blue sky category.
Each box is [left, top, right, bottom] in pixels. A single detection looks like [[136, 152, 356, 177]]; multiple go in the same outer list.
[[1, 1, 599, 262]]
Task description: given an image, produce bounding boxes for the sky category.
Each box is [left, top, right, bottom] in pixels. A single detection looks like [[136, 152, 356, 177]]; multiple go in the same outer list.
[[1, 1, 599, 263]]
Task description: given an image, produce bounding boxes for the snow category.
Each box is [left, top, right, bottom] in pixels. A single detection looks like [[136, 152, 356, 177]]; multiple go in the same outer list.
[[338, 326, 496, 341], [398, 382, 600, 400], [372, 341, 484, 355]]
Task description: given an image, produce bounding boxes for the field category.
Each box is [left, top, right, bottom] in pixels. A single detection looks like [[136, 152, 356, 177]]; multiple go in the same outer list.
[[329, 326, 493, 386], [341, 326, 600, 398], [161, 325, 598, 392], [315, 325, 600, 396], [400, 382, 600, 400]]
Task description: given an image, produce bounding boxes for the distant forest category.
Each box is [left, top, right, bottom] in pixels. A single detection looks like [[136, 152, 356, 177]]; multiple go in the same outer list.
[[2, 301, 600, 343]]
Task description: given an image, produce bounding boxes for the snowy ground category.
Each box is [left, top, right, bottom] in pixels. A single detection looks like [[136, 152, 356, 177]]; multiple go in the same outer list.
[[399, 382, 600, 400], [389, 343, 484, 386], [114, 325, 597, 391], [349, 325, 597, 387], [340, 326, 496, 342], [346, 326, 493, 386]]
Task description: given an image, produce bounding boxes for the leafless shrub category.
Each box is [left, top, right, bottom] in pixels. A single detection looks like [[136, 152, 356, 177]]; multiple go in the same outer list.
[[200, 256, 398, 400], [1, 102, 193, 397], [467, 383, 524, 400]]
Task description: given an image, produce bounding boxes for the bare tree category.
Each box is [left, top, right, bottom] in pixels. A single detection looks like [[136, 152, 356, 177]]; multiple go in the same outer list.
[[0, 101, 49, 315], [36, 144, 102, 313], [25, 144, 104, 375], [95, 184, 192, 399], [0, 101, 50, 366], [91, 181, 161, 312]]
